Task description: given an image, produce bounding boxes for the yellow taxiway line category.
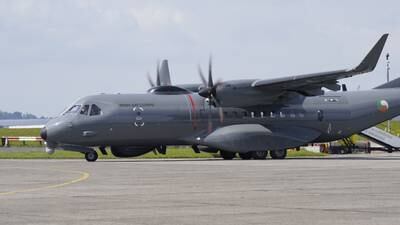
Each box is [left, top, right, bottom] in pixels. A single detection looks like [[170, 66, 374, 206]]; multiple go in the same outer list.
[[0, 169, 90, 196]]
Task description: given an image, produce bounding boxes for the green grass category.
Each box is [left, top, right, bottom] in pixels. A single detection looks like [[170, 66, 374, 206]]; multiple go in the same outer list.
[[0, 128, 40, 137], [287, 149, 327, 157], [377, 120, 400, 136]]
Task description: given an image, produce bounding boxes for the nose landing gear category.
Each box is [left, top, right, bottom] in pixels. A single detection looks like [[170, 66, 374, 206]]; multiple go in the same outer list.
[[85, 151, 98, 162]]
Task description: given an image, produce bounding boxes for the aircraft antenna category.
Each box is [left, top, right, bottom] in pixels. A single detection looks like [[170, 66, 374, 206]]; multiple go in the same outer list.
[[386, 53, 391, 132]]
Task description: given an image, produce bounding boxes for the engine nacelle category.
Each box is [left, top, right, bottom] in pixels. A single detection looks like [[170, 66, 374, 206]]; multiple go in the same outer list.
[[110, 146, 154, 158]]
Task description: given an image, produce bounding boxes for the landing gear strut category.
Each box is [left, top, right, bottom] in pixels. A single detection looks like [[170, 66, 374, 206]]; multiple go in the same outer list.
[[252, 151, 268, 160], [85, 151, 98, 162], [220, 151, 236, 160], [270, 149, 287, 159], [239, 152, 252, 160]]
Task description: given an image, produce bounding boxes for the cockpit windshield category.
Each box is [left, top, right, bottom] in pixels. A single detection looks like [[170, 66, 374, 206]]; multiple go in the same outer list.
[[61, 103, 102, 117], [80, 105, 90, 115], [63, 105, 81, 115]]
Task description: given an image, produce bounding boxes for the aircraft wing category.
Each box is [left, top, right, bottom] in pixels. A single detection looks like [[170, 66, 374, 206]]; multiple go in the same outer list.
[[201, 124, 321, 152], [252, 34, 388, 94]]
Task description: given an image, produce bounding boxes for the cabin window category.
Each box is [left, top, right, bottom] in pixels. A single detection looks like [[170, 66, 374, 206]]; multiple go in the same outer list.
[[270, 112, 276, 118], [80, 105, 90, 115], [90, 104, 102, 116], [260, 112, 264, 118], [280, 112, 286, 118]]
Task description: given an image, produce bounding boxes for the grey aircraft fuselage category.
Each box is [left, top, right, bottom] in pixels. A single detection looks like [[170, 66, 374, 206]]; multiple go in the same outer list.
[[44, 85, 400, 151]]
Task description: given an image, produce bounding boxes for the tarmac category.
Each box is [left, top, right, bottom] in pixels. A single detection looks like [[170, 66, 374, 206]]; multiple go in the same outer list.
[[1, 153, 400, 225]]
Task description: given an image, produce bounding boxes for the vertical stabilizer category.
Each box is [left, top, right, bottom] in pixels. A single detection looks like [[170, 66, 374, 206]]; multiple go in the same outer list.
[[160, 60, 172, 86]]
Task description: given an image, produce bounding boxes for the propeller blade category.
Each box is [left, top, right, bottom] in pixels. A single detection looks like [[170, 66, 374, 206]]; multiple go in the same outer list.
[[198, 65, 207, 87], [219, 107, 224, 123], [147, 72, 155, 87], [208, 56, 213, 88], [208, 102, 212, 133]]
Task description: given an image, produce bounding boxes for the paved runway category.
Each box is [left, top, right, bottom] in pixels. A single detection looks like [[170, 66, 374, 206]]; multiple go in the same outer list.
[[1, 154, 400, 225]]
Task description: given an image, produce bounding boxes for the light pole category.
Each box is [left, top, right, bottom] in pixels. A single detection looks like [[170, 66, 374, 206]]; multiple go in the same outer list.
[[386, 53, 391, 132]]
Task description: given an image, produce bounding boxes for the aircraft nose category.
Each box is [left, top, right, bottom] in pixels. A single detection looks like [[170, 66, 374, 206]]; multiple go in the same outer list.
[[40, 127, 47, 141]]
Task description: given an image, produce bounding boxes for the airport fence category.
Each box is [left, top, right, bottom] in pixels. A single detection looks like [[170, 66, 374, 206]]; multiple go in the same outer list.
[[1, 136, 43, 147]]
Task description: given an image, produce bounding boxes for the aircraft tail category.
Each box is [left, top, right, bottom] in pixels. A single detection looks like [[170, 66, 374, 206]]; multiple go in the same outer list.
[[159, 60, 172, 86], [374, 77, 400, 89]]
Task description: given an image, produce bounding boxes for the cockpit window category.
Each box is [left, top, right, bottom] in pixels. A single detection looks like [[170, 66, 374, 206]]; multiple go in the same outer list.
[[80, 105, 90, 115], [64, 105, 81, 114], [90, 104, 102, 116]]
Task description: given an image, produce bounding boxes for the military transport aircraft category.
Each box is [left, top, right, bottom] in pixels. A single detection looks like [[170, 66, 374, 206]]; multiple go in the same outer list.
[[40, 34, 395, 162]]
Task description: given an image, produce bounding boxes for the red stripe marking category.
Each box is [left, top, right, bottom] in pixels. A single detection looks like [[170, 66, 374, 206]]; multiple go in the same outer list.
[[187, 95, 197, 129]]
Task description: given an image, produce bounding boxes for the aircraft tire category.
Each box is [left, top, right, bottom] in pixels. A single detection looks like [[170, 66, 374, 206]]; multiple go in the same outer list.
[[270, 149, 287, 159], [239, 152, 252, 160], [220, 151, 236, 160], [251, 151, 267, 160], [85, 151, 98, 162]]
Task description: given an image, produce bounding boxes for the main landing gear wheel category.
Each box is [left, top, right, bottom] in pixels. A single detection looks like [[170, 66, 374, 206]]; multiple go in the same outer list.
[[239, 152, 252, 160], [220, 151, 236, 160], [85, 151, 98, 162], [252, 151, 267, 160], [270, 149, 287, 159]]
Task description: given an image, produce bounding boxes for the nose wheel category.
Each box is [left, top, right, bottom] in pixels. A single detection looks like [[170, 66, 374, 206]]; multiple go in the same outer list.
[[85, 151, 98, 162]]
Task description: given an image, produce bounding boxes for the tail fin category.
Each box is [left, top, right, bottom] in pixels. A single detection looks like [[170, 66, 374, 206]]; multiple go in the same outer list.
[[375, 77, 400, 89], [159, 60, 172, 86]]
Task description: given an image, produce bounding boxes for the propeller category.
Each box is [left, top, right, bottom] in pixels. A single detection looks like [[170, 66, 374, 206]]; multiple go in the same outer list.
[[198, 57, 221, 105], [197, 56, 223, 133]]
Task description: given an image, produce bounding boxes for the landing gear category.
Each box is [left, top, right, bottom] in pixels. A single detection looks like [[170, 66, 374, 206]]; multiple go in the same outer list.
[[220, 151, 236, 160], [85, 151, 98, 162], [270, 149, 287, 159], [239, 152, 252, 160], [251, 151, 267, 160]]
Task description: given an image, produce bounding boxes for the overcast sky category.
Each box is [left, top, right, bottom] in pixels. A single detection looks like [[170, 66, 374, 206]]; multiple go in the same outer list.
[[0, 0, 399, 116]]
